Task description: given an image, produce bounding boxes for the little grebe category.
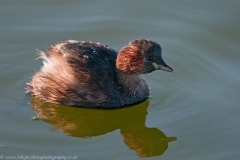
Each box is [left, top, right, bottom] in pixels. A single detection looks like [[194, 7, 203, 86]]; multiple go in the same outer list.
[[27, 39, 173, 108]]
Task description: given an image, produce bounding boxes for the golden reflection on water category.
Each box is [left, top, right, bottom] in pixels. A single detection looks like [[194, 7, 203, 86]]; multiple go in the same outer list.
[[30, 97, 176, 157]]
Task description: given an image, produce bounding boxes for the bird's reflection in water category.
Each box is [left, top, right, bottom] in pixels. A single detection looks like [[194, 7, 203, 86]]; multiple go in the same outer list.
[[30, 97, 177, 157]]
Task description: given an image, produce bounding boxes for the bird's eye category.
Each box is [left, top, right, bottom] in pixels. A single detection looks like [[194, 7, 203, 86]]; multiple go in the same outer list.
[[147, 57, 153, 61]]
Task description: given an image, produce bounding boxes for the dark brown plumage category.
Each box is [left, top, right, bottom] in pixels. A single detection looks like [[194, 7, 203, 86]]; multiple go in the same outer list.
[[27, 39, 173, 108]]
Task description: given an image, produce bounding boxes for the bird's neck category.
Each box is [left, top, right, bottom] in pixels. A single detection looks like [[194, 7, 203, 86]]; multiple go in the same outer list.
[[117, 70, 149, 105]]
